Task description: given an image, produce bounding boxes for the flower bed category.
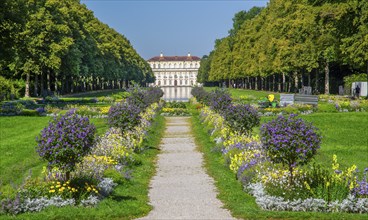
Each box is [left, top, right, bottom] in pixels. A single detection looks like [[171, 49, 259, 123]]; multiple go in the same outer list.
[[199, 106, 368, 213], [191, 87, 368, 214], [0, 87, 163, 215]]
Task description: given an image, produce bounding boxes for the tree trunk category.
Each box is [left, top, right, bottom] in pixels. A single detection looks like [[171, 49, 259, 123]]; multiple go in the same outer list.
[[324, 61, 330, 95], [315, 69, 319, 94], [294, 72, 299, 93], [300, 71, 304, 87], [278, 74, 281, 92], [40, 73, 44, 97], [272, 75, 275, 92], [34, 74, 38, 97], [282, 73, 286, 92], [289, 165, 294, 186], [288, 75, 292, 93], [25, 72, 30, 97], [54, 73, 58, 95], [71, 76, 74, 93], [255, 77, 258, 90], [260, 77, 264, 90], [308, 72, 311, 87], [47, 70, 51, 93]]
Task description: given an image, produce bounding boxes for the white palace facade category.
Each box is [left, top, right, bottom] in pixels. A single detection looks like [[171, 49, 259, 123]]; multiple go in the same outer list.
[[148, 53, 200, 87]]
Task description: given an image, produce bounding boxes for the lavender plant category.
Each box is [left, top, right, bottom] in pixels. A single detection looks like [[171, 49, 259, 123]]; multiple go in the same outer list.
[[36, 110, 96, 180], [260, 114, 321, 185]]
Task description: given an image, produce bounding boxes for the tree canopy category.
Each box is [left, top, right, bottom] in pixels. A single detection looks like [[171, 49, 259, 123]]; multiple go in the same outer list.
[[200, 1, 368, 94], [0, 0, 154, 98]]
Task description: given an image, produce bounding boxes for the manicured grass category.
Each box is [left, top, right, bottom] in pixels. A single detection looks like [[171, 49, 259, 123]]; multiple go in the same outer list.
[[0, 116, 108, 198], [261, 112, 368, 170], [61, 89, 124, 98], [204, 87, 281, 100], [0, 115, 165, 219], [190, 111, 368, 219]]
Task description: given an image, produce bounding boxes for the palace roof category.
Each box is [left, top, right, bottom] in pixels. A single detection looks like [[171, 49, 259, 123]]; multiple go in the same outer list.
[[148, 55, 201, 62]]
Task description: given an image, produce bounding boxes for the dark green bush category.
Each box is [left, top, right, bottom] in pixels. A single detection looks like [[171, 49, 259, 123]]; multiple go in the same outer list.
[[20, 109, 39, 116]]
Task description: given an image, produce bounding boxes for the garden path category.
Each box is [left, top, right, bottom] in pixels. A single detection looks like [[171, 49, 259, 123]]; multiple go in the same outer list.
[[138, 117, 234, 220]]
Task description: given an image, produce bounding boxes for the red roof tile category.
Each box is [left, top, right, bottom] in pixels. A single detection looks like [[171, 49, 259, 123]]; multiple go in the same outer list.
[[148, 55, 201, 62]]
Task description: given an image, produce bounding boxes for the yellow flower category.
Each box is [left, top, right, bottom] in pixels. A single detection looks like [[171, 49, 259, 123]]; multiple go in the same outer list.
[[56, 185, 61, 188], [50, 186, 54, 189], [349, 181, 355, 190], [332, 154, 339, 170], [49, 189, 55, 193], [268, 94, 275, 102]]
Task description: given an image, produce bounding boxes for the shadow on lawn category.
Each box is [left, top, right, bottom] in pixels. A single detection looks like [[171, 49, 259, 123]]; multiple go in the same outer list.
[[110, 194, 137, 202]]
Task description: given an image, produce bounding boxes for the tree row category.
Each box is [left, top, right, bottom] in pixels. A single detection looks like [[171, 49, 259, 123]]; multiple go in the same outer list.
[[198, 0, 368, 95], [0, 0, 154, 98]]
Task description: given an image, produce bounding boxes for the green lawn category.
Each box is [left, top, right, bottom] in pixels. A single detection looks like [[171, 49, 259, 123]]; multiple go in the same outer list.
[[191, 111, 368, 219], [0, 116, 108, 198], [61, 89, 124, 98], [204, 87, 281, 100]]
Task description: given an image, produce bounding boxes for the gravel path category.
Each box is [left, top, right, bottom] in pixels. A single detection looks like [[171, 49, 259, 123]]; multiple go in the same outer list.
[[138, 117, 234, 220]]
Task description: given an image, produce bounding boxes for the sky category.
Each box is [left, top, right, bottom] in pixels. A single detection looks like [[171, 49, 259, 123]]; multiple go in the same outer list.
[[81, 0, 269, 60]]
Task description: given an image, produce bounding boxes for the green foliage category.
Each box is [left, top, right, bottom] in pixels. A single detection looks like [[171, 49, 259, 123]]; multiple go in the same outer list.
[[343, 73, 367, 92], [164, 101, 187, 109], [1, 0, 153, 97], [20, 109, 39, 116], [0, 76, 25, 101], [200, 1, 368, 95], [103, 168, 126, 184]]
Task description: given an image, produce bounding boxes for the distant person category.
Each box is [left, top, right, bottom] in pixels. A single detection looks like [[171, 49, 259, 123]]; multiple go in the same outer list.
[[355, 85, 361, 98]]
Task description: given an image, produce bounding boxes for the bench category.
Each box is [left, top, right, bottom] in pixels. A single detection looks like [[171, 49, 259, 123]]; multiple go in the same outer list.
[[280, 94, 318, 106], [294, 94, 318, 106]]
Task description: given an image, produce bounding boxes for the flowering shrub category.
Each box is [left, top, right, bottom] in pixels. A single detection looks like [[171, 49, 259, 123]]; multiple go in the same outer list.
[[223, 104, 260, 136], [208, 89, 232, 113], [108, 101, 142, 135], [36, 110, 96, 179], [191, 87, 209, 104], [353, 168, 368, 198], [0, 101, 24, 115], [260, 114, 321, 184], [126, 85, 163, 110]]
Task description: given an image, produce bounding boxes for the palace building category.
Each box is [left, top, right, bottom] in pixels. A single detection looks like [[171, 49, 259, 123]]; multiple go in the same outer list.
[[148, 53, 201, 87]]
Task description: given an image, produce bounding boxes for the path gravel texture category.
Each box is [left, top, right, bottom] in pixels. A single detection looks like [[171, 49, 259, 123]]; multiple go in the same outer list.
[[138, 117, 234, 220]]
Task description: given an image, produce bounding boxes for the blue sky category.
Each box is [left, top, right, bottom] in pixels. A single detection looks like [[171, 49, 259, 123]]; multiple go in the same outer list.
[[81, 0, 269, 60]]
